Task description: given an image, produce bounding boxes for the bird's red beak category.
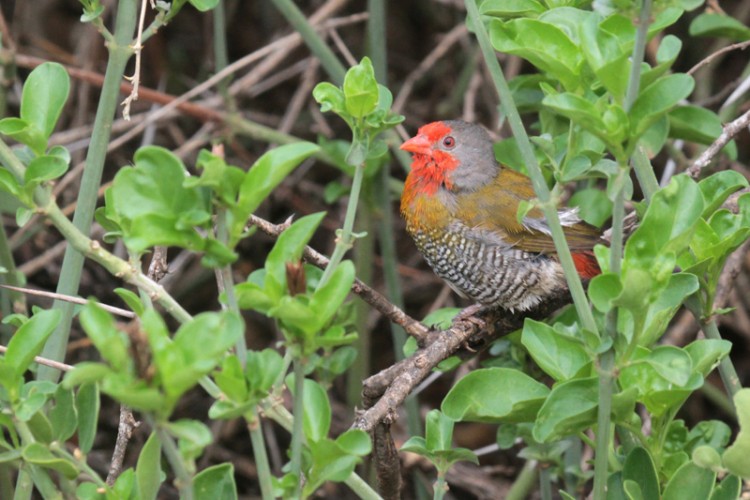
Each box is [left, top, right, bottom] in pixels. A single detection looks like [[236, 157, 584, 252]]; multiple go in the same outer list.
[[400, 134, 432, 155]]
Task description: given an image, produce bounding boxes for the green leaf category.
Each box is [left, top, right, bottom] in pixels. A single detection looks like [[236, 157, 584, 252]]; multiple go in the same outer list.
[[136, 431, 163, 500], [76, 383, 99, 454], [263, 212, 326, 294], [188, 0, 220, 11], [533, 377, 598, 442], [622, 447, 660, 500], [0, 168, 21, 196], [302, 378, 330, 442], [723, 389, 750, 478], [442, 368, 549, 423], [569, 188, 613, 228], [79, 302, 131, 372], [669, 106, 723, 145], [684, 339, 731, 377], [425, 410, 454, 452], [0, 118, 46, 156], [24, 155, 68, 185], [490, 18, 581, 90], [193, 463, 237, 500], [49, 386, 77, 442], [309, 260, 354, 329], [20, 62, 70, 142], [245, 348, 284, 398], [233, 142, 319, 240], [114, 288, 146, 317], [480, 0, 545, 18], [313, 82, 346, 116], [710, 474, 741, 500], [111, 146, 210, 253], [343, 57, 379, 118], [689, 13, 750, 41], [304, 437, 363, 496], [521, 319, 590, 381], [335, 429, 371, 456], [22, 442, 78, 479], [5, 309, 61, 378], [400, 436, 428, 456], [662, 461, 716, 500], [165, 419, 212, 462], [629, 74, 694, 141], [699, 170, 749, 218]]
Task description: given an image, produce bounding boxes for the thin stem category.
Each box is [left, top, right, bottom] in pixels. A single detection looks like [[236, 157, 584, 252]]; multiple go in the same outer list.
[[212, 0, 231, 100], [270, 0, 347, 84], [247, 414, 275, 500], [539, 463, 553, 500], [626, 1, 659, 201], [155, 424, 194, 500], [433, 472, 447, 500], [39, 0, 138, 382], [216, 206, 247, 366], [464, 0, 598, 334], [505, 460, 538, 500], [686, 298, 741, 405], [318, 163, 366, 289], [291, 356, 306, 498], [50, 443, 107, 489]]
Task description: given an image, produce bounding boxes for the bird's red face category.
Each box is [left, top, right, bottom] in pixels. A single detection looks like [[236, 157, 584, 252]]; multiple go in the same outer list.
[[400, 121, 460, 196]]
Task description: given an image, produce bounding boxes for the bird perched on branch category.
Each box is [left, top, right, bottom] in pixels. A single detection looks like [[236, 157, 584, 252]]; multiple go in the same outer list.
[[400, 120, 601, 312]]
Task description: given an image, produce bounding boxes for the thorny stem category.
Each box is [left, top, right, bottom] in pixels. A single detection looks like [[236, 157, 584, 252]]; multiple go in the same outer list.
[[464, 0, 598, 335]]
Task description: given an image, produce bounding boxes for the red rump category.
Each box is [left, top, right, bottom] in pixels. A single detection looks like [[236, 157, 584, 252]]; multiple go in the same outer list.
[[572, 251, 600, 279]]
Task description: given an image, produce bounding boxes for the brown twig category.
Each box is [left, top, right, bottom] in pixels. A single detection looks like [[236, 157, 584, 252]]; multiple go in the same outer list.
[[105, 405, 140, 486], [687, 108, 750, 178], [373, 418, 402, 499], [0, 284, 135, 318], [248, 214, 431, 342], [688, 40, 750, 76]]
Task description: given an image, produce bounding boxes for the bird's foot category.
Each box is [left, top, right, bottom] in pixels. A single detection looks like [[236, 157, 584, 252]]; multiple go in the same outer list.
[[453, 303, 486, 329]]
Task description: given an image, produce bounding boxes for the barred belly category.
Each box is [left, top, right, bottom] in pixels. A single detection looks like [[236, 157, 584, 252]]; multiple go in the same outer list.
[[410, 228, 566, 311]]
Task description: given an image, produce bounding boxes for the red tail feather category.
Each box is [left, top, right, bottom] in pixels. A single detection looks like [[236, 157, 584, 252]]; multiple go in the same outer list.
[[572, 251, 601, 279]]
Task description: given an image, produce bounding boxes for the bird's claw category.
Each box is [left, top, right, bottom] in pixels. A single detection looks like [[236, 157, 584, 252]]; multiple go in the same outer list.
[[453, 303, 486, 329]]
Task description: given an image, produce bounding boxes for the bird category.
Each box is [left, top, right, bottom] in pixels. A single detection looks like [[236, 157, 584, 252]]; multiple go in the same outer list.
[[399, 120, 602, 312]]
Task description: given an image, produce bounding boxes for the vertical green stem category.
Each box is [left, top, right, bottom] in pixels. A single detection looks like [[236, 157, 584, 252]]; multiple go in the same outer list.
[[248, 415, 275, 500], [464, 0, 598, 334], [38, 0, 138, 381], [505, 460, 538, 500], [212, 0, 231, 99], [701, 320, 741, 398], [348, 197, 373, 408], [216, 207, 247, 366], [433, 472, 447, 500], [318, 163, 366, 288], [290, 356, 306, 498], [539, 463, 553, 500], [155, 424, 194, 500]]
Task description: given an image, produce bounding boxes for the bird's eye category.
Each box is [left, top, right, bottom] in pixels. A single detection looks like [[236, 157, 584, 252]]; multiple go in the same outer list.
[[442, 136, 456, 149]]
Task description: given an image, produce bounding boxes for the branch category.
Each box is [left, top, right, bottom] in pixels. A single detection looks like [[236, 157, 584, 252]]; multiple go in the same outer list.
[[354, 290, 571, 432], [687, 108, 750, 178]]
